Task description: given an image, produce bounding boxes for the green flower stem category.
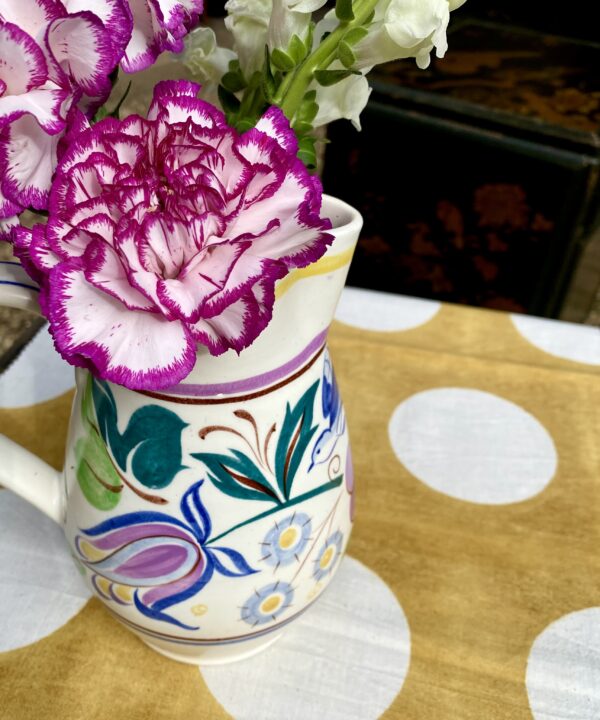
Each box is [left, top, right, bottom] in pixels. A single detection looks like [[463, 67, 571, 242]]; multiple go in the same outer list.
[[205, 475, 343, 545], [238, 72, 261, 119], [277, 0, 379, 121]]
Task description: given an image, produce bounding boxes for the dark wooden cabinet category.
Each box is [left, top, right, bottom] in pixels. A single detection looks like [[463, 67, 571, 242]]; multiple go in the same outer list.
[[323, 19, 600, 317]]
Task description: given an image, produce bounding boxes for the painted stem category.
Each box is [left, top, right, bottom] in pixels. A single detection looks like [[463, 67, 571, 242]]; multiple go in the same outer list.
[[206, 475, 343, 545]]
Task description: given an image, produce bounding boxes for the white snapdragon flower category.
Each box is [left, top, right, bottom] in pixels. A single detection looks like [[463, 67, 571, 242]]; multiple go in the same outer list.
[[180, 27, 237, 105], [353, 0, 466, 70], [312, 73, 372, 130], [224, 0, 271, 75], [268, 0, 328, 55], [225, 0, 328, 77]]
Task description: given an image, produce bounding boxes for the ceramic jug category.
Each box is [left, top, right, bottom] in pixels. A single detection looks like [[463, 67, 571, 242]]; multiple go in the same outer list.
[[0, 196, 362, 665]]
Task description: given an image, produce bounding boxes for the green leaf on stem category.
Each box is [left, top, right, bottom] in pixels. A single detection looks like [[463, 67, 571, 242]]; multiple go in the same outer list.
[[261, 46, 276, 102], [218, 85, 241, 117], [236, 119, 255, 132], [271, 48, 296, 72], [314, 68, 359, 86], [297, 99, 319, 124], [338, 41, 356, 68], [288, 34, 307, 64], [343, 26, 369, 45], [222, 70, 246, 93], [335, 0, 354, 22]]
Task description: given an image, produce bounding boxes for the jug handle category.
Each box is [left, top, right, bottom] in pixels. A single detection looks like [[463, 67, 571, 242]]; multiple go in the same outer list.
[[0, 260, 64, 524]]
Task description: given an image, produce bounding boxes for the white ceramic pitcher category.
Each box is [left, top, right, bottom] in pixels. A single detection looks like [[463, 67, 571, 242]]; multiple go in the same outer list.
[[0, 196, 362, 665]]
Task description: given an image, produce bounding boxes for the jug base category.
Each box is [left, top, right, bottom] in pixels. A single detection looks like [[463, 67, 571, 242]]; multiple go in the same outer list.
[[139, 631, 283, 665]]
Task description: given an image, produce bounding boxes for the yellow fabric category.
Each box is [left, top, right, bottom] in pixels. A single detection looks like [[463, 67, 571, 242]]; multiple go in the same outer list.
[[1, 302, 599, 719]]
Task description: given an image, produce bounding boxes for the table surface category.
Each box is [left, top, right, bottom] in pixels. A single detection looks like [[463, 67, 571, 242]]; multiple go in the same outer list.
[[1, 288, 599, 720]]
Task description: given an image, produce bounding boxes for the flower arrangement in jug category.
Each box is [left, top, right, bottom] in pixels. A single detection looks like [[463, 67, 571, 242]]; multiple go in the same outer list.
[[1, 0, 466, 390]]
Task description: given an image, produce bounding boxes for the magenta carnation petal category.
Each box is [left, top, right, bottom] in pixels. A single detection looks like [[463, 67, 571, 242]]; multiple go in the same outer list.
[[49, 265, 196, 389], [255, 106, 299, 156], [0, 22, 48, 97], [157, 239, 253, 321], [1, 116, 60, 209], [63, 0, 133, 62], [148, 81, 225, 128], [0, 181, 22, 221], [0, 0, 66, 38], [0, 213, 20, 241], [46, 12, 117, 98], [190, 282, 273, 356], [84, 240, 157, 311], [13, 82, 333, 390], [119, 0, 163, 73]]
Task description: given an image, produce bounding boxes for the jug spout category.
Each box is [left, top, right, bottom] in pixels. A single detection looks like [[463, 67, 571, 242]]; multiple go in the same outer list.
[[173, 195, 363, 389]]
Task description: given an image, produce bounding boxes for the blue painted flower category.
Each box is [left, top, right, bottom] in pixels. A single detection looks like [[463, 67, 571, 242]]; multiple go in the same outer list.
[[261, 512, 312, 569], [313, 530, 343, 581], [241, 581, 294, 627], [76, 480, 256, 630]]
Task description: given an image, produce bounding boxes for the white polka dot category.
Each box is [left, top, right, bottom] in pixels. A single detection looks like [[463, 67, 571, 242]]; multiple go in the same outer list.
[[0, 492, 91, 650], [200, 556, 410, 720], [335, 287, 440, 332], [389, 388, 557, 504], [527, 608, 600, 720], [0, 326, 74, 408], [511, 315, 600, 366]]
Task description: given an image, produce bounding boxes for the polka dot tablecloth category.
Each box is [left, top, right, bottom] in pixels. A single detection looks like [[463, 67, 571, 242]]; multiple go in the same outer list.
[[1, 287, 600, 720]]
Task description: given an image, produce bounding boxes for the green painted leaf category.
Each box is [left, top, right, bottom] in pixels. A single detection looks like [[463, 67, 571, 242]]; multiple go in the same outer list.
[[275, 380, 319, 500], [191, 449, 281, 504], [92, 378, 187, 490], [75, 431, 122, 511]]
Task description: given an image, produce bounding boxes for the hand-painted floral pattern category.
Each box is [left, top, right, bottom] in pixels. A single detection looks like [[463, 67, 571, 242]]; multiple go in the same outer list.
[[13, 81, 332, 390], [261, 512, 312, 569], [310, 353, 345, 471], [194, 380, 329, 508], [241, 581, 294, 627], [77, 479, 256, 629], [76, 375, 187, 509], [313, 530, 343, 581], [345, 445, 355, 521]]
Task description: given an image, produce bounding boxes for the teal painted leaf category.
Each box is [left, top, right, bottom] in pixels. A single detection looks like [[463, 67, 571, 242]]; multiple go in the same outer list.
[[192, 449, 281, 504], [275, 380, 319, 500], [91, 378, 187, 489]]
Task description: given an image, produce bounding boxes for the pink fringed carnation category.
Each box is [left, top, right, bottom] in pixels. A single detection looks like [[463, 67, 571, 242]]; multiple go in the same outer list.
[[13, 81, 333, 390], [0, 0, 202, 235]]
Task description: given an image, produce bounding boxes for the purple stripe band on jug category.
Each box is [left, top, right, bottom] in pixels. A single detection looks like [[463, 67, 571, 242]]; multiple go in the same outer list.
[[168, 328, 329, 397]]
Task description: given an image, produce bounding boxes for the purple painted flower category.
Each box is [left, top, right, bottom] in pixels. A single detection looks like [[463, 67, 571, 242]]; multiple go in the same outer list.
[[77, 479, 256, 629], [0, 0, 202, 236], [13, 81, 333, 390]]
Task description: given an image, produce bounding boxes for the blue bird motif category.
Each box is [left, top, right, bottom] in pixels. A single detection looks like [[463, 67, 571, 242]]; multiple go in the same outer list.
[[309, 354, 345, 472]]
